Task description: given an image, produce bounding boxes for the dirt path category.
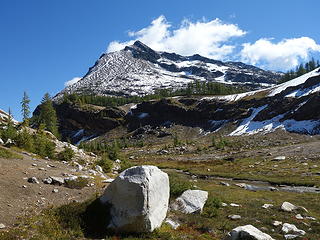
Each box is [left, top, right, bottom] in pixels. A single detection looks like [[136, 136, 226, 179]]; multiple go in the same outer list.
[[0, 150, 102, 227]]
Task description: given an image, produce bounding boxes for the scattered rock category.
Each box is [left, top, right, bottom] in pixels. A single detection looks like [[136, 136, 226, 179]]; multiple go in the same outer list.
[[50, 176, 65, 185], [171, 189, 208, 214], [32, 163, 37, 167], [100, 165, 169, 233], [0, 223, 5, 229], [52, 188, 59, 193], [88, 169, 97, 175], [220, 181, 230, 187], [165, 218, 180, 229], [228, 215, 241, 220], [74, 162, 83, 171], [43, 177, 53, 184], [262, 204, 273, 209], [22, 185, 27, 188], [295, 214, 304, 220], [222, 202, 228, 207], [284, 234, 299, 240], [102, 178, 114, 183], [230, 203, 240, 207], [272, 221, 282, 227], [306, 216, 316, 220], [281, 202, 298, 212], [225, 224, 274, 240], [235, 183, 247, 188], [281, 223, 306, 236], [95, 165, 103, 173], [0, 138, 4, 145], [273, 156, 286, 161], [27, 177, 39, 184]]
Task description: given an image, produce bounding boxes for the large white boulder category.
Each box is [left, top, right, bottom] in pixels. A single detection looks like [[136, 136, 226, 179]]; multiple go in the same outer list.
[[100, 165, 169, 233], [171, 189, 208, 214], [281, 202, 298, 212], [225, 225, 274, 240], [281, 223, 306, 235]]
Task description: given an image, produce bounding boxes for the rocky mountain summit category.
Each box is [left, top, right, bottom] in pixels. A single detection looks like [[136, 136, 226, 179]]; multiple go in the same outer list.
[[54, 41, 282, 100]]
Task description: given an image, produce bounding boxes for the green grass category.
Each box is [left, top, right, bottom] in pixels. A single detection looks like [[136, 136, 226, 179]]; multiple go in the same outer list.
[[0, 146, 22, 159]]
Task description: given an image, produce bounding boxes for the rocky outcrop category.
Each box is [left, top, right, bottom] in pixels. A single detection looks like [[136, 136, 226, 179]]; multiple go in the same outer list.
[[100, 165, 170, 233], [171, 190, 208, 214], [33, 102, 125, 143], [225, 224, 274, 240]]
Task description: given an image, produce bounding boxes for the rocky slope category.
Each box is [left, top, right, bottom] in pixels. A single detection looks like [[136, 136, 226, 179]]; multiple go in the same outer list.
[[129, 68, 320, 136], [49, 67, 320, 143], [54, 41, 282, 100]]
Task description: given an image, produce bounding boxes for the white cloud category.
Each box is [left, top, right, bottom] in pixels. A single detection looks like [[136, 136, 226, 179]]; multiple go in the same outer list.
[[240, 37, 320, 71], [107, 15, 246, 60], [65, 77, 81, 87]]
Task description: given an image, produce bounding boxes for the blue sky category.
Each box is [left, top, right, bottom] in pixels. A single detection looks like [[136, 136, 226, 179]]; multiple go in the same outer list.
[[1, 0, 320, 121]]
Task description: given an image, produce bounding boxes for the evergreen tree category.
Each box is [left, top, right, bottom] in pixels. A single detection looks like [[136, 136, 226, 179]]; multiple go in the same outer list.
[[21, 91, 31, 125], [38, 93, 59, 137]]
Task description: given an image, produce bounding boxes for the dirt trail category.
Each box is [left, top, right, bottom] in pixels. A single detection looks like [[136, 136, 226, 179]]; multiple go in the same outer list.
[[0, 150, 102, 227]]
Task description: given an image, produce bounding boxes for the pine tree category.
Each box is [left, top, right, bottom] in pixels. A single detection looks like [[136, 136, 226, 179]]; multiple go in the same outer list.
[[38, 93, 59, 137], [21, 91, 31, 125]]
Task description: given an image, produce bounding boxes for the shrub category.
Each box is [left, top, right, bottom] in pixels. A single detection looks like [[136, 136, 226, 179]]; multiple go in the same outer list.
[[169, 174, 193, 197], [202, 196, 221, 218], [96, 154, 113, 173], [33, 133, 56, 158], [15, 129, 34, 152], [65, 177, 89, 189], [58, 146, 75, 162]]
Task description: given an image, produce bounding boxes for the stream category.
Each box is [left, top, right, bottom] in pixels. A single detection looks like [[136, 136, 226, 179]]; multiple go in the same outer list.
[[169, 169, 320, 194]]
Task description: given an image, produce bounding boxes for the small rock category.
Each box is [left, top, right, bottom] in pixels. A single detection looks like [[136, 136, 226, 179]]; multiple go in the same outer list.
[[272, 221, 282, 226], [0, 138, 4, 145], [222, 202, 228, 207], [306, 216, 316, 220], [225, 224, 274, 240], [32, 163, 37, 167], [281, 202, 298, 212], [228, 215, 241, 220], [115, 159, 121, 164], [0, 223, 5, 229], [43, 177, 53, 184], [230, 203, 240, 207], [284, 234, 299, 240], [262, 204, 273, 209], [74, 162, 83, 171], [282, 223, 306, 235], [102, 178, 114, 183], [38, 167, 45, 171], [95, 165, 103, 173], [52, 188, 59, 193], [28, 177, 39, 184], [295, 214, 304, 220], [88, 169, 97, 175], [269, 187, 278, 191], [220, 181, 230, 187], [235, 183, 247, 188], [22, 185, 27, 188], [50, 176, 65, 185], [273, 156, 286, 161], [165, 218, 180, 229]]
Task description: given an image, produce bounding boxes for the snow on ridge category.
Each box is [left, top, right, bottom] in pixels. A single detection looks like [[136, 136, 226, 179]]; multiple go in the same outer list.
[[229, 104, 320, 136], [268, 68, 320, 97]]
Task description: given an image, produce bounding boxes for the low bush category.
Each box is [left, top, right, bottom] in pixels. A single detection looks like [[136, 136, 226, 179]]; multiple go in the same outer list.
[[202, 196, 221, 218], [169, 174, 194, 197], [57, 146, 75, 162]]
